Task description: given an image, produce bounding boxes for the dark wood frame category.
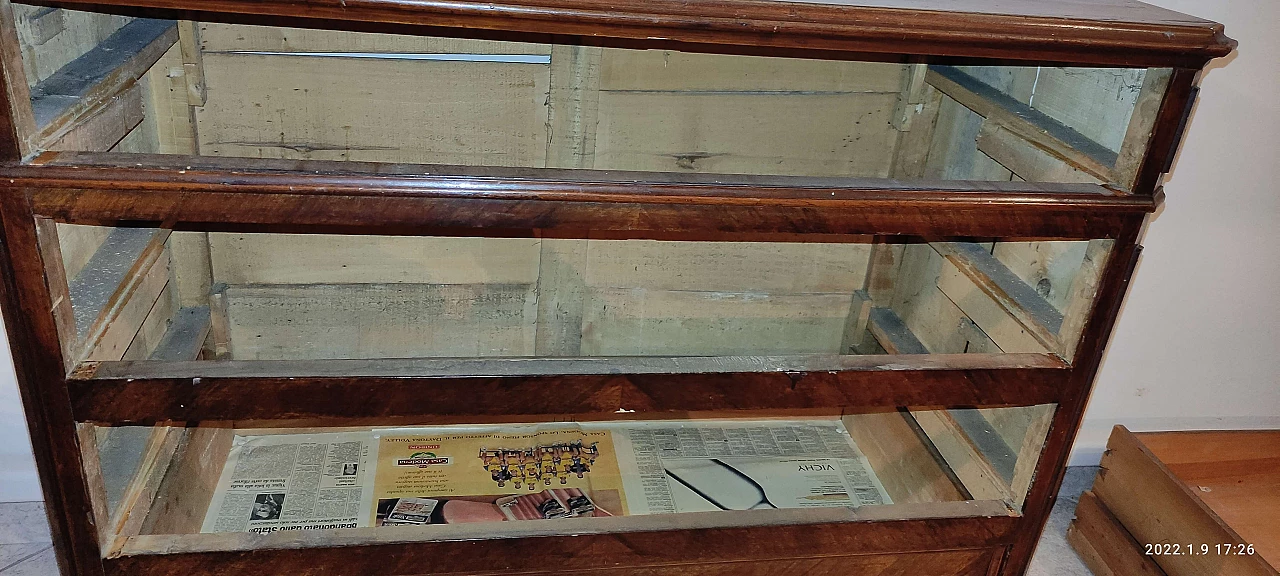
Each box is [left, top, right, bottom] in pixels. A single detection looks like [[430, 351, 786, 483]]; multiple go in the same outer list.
[[0, 1, 1230, 575]]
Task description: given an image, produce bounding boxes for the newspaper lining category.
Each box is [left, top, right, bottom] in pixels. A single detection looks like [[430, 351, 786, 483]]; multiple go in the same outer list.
[[613, 420, 891, 515], [200, 419, 890, 534], [200, 432, 375, 534]]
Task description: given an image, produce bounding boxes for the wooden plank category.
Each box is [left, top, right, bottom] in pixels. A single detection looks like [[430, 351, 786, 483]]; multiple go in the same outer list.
[[890, 63, 929, 131], [1132, 68, 1199, 195], [948, 409, 1018, 484], [927, 66, 1118, 183], [843, 412, 967, 504], [55, 223, 113, 281], [952, 66, 1038, 104], [1115, 68, 1174, 190], [533, 239, 587, 356], [890, 83, 944, 179], [31, 19, 177, 148], [598, 49, 903, 93], [197, 22, 550, 54], [109, 117, 155, 154], [208, 233, 541, 285], [148, 306, 211, 362], [207, 284, 232, 359], [224, 283, 538, 360], [592, 91, 900, 176], [143, 44, 198, 155], [840, 289, 873, 353], [69, 354, 1070, 424], [141, 426, 234, 536], [109, 548, 999, 576], [1138, 430, 1280, 569], [976, 123, 1103, 184], [989, 241, 1090, 314], [0, 0, 36, 158], [0, 172, 114, 574], [175, 20, 204, 105], [583, 240, 871, 293], [991, 404, 1055, 507], [196, 53, 549, 166], [867, 307, 929, 355], [1067, 490, 1167, 576], [546, 45, 602, 169], [15, 152, 1154, 240], [923, 94, 1013, 182], [932, 242, 1061, 354], [1028, 68, 1147, 154], [119, 281, 175, 361], [937, 262, 1047, 353], [35, 218, 78, 372], [96, 426, 154, 520], [9, 5, 130, 88], [888, 244, 999, 355], [71, 228, 170, 355], [1057, 240, 1113, 360], [168, 231, 212, 308], [122, 498, 1011, 554], [107, 519, 1011, 576], [1094, 426, 1279, 576], [83, 252, 169, 362], [85, 352, 1063, 379], [4, 0, 1234, 69], [104, 427, 184, 556], [910, 410, 1015, 503], [45, 81, 144, 152], [75, 422, 112, 551], [864, 240, 905, 305], [580, 288, 853, 356]]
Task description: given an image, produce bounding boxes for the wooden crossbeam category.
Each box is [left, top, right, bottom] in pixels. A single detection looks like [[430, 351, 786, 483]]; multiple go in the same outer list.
[[926, 66, 1118, 184], [867, 307, 930, 355], [31, 18, 177, 151], [931, 242, 1062, 354], [75, 228, 172, 363]]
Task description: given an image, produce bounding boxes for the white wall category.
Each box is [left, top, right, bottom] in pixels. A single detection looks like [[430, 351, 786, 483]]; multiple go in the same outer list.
[[1071, 0, 1280, 464], [1, 1, 1277, 500], [0, 315, 42, 501]]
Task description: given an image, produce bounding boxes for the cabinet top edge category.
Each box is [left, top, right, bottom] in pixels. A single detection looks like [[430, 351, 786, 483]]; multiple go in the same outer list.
[[22, 0, 1234, 67]]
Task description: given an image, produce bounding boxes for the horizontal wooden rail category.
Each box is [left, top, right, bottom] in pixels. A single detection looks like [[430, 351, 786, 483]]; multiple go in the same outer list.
[[4, 153, 1154, 239], [19, 0, 1233, 67], [104, 510, 1018, 575], [68, 354, 1069, 424]]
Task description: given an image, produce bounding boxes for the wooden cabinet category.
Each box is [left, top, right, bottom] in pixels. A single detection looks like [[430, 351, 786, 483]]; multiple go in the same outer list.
[[0, 0, 1231, 574]]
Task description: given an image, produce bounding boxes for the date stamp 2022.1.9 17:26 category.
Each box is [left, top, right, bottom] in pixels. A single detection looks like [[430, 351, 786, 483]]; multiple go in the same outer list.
[[1144, 543, 1258, 557]]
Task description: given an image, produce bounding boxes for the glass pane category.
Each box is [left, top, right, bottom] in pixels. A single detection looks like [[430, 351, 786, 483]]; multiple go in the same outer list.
[[14, 6, 1169, 190], [81, 406, 1053, 555], [39, 225, 1111, 364]]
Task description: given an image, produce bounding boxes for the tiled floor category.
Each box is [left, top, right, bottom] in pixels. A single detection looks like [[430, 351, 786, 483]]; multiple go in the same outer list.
[[1026, 466, 1098, 576], [0, 502, 55, 575], [0, 467, 1100, 575]]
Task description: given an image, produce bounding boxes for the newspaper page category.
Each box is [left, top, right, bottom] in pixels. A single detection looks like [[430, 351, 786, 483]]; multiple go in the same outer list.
[[200, 432, 375, 534], [611, 419, 892, 515], [369, 418, 890, 526], [369, 424, 629, 527]]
